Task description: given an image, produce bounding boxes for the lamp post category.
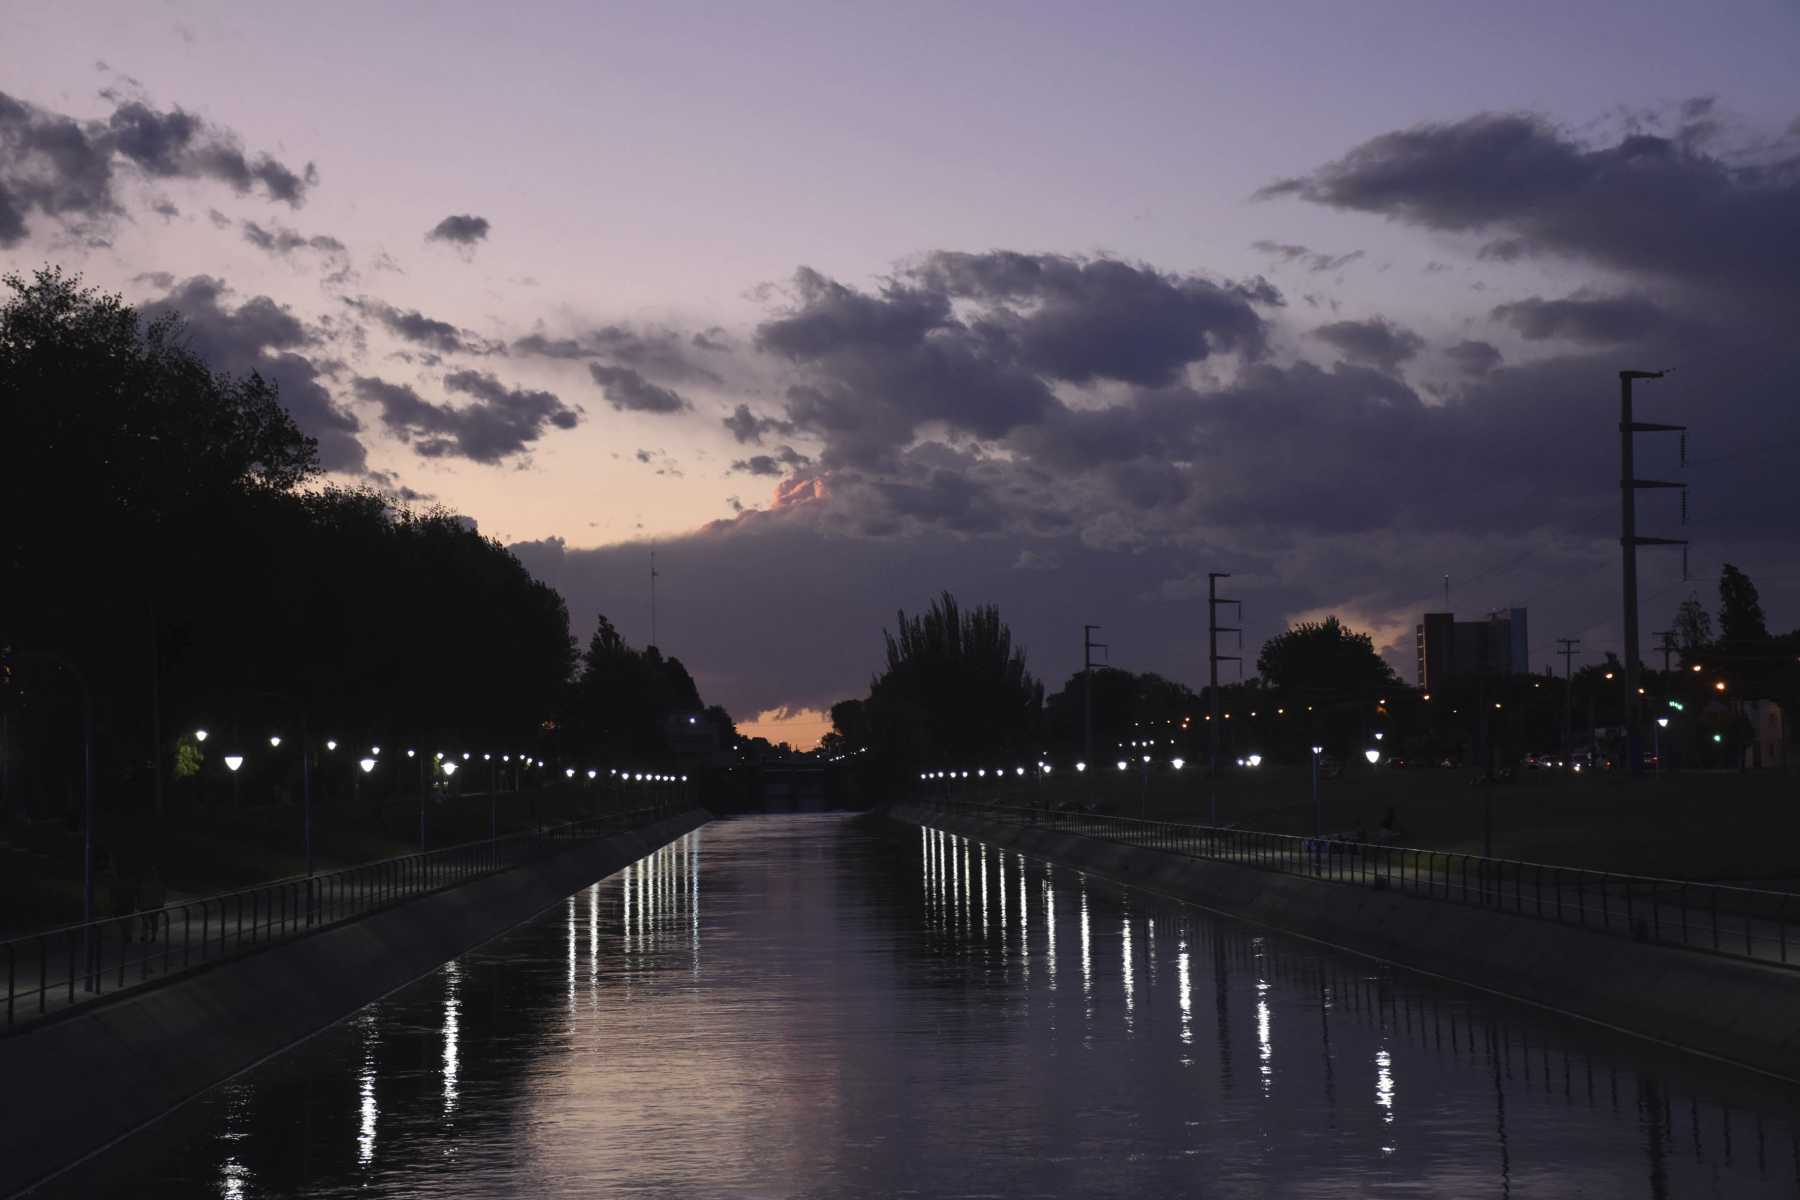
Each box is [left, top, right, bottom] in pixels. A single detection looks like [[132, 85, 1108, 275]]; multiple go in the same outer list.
[[224, 752, 245, 810], [1312, 745, 1324, 836], [355, 755, 376, 809], [1655, 716, 1669, 773]]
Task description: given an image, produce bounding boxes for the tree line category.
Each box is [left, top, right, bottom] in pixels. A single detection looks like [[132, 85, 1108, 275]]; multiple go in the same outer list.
[[827, 566, 1797, 787], [0, 268, 724, 827]]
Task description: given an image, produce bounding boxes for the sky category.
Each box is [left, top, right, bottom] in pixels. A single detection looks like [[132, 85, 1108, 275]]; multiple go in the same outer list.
[[6, 1, 1799, 748]]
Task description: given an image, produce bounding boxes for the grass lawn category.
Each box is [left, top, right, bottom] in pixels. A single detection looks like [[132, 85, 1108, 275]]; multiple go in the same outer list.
[[940, 764, 1800, 883]]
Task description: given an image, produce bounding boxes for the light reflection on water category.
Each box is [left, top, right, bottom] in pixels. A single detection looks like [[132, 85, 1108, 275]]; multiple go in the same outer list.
[[61, 816, 1800, 1199]]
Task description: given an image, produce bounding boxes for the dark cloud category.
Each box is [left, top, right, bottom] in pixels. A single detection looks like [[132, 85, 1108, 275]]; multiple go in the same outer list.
[[589, 364, 688, 413], [352, 369, 579, 463], [1445, 339, 1502, 375], [1251, 240, 1366, 273], [1491, 294, 1679, 344], [723, 402, 796, 445], [911, 251, 1267, 384], [1477, 238, 1529, 263], [0, 90, 317, 246], [426, 214, 490, 246], [1309, 317, 1424, 371], [752, 255, 1264, 468], [513, 324, 723, 385], [730, 445, 811, 477], [241, 219, 346, 258], [140, 275, 364, 472], [347, 297, 501, 356], [1260, 108, 1800, 324]]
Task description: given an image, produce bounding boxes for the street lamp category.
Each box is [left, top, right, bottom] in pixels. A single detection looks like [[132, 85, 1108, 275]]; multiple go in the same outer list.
[[1075, 762, 1087, 773], [194, 729, 209, 743], [1246, 754, 1263, 768], [325, 739, 337, 752], [1364, 749, 1381, 766], [224, 752, 245, 810], [1311, 746, 1324, 836], [1654, 716, 1669, 773], [268, 735, 282, 748]]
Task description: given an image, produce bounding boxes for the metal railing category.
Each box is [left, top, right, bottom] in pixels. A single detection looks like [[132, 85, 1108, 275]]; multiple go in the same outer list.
[[919, 796, 1800, 970], [3, 800, 683, 1032]]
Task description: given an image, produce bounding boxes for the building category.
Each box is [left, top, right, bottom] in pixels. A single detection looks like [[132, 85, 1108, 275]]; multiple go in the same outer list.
[[1415, 608, 1529, 689]]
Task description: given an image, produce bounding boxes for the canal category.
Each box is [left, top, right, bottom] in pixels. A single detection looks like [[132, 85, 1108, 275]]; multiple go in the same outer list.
[[54, 813, 1800, 1197]]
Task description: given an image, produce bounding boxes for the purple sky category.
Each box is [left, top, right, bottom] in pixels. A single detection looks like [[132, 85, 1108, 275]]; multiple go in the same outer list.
[[7, 1, 1799, 745]]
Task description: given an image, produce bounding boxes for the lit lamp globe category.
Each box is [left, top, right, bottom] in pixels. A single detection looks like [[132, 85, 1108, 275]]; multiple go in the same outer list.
[[358, 757, 377, 774], [1247, 754, 1263, 768], [564, 767, 575, 779], [1075, 762, 1087, 773], [1364, 749, 1382, 765], [224, 754, 245, 772], [587, 769, 597, 780], [1116, 760, 1127, 771], [1312, 745, 1324, 756], [442, 761, 458, 777], [1656, 717, 1670, 729], [325, 739, 338, 752], [194, 729, 209, 743], [268, 735, 282, 748], [1171, 757, 1185, 771], [1373, 731, 1384, 742]]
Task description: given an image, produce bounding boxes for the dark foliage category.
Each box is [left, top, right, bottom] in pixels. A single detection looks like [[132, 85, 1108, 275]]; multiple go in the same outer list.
[[0, 269, 577, 822]]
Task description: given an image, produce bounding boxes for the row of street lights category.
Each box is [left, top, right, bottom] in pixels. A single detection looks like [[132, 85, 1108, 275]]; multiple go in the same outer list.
[[923, 743, 1389, 836]]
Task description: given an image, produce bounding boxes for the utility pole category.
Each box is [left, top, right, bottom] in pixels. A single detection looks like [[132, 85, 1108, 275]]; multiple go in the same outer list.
[[1207, 573, 1241, 773], [1619, 369, 1686, 775], [1556, 638, 1580, 756], [649, 548, 659, 649], [1082, 624, 1107, 766], [1652, 629, 1676, 674]]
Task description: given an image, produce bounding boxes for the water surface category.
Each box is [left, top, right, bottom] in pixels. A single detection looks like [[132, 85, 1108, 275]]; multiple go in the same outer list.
[[58, 813, 1800, 1197]]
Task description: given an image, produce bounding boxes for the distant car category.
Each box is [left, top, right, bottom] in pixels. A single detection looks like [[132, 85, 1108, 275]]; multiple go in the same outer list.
[[1385, 756, 1408, 769]]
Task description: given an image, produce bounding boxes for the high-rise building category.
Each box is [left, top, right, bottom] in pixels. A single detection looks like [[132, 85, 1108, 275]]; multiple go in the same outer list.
[[1416, 608, 1528, 689]]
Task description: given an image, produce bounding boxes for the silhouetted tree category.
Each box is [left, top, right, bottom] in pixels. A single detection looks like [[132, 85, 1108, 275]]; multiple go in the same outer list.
[[1255, 617, 1397, 699], [1718, 564, 1768, 644], [861, 592, 1043, 764], [1673, 595, 1714, 650]]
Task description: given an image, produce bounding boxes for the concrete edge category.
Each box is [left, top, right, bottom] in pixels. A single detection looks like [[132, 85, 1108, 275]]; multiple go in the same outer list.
[[2, 809, 710, 1199], [889, 803, 1800, 1087]]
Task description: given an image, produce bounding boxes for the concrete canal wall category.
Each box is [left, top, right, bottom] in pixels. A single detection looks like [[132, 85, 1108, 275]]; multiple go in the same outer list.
[[1, 809, 709, 1198], [890, 803, 1800, 1086]]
